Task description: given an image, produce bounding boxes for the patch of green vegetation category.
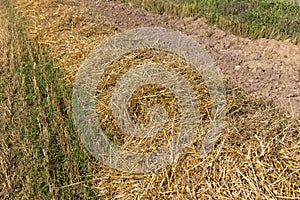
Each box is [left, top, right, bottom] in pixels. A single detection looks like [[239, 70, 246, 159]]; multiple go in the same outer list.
[[0, 1, 99, 199], [121, 0, 300, 43]]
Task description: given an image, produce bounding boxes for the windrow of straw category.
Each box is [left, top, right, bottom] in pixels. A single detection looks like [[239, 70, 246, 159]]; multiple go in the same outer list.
[[9, 0, 300, 199]]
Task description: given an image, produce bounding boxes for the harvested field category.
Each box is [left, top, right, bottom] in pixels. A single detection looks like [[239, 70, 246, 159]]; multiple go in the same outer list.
[[0, 0, 299, 199]]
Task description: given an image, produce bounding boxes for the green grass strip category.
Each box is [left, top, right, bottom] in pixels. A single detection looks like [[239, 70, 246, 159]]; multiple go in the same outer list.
[[121, 0, 300, 44], [0, 1, 98, 199]]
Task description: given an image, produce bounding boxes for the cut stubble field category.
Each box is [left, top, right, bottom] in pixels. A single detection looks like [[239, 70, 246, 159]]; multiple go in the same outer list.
[[0, 0, 299, 199]]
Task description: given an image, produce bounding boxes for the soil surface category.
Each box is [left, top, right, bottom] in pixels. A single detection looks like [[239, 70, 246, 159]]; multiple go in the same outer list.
[[81, 0, 300, 119]]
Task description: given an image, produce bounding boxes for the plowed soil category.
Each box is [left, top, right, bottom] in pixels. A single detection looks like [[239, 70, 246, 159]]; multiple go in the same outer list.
[[81, 0, 300, 119]]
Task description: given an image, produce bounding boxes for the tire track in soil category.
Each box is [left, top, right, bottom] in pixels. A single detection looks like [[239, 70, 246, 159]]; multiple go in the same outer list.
[[81, 0, 300, 119]]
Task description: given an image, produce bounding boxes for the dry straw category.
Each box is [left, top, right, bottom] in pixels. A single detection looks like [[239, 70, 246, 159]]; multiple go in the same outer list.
[[14, 0, 117, 82], [13, 0, 300, 199]]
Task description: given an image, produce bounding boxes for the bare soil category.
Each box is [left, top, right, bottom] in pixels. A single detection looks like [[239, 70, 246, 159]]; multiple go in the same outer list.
[[81, 0, 300, 119]]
